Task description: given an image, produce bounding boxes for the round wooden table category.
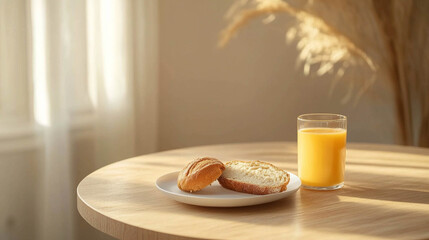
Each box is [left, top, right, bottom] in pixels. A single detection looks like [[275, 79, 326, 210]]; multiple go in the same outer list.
[[77, 142, 429, 240]]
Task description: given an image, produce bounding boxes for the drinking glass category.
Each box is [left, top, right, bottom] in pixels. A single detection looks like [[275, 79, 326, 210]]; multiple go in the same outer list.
[[297, 113, 347, 190]]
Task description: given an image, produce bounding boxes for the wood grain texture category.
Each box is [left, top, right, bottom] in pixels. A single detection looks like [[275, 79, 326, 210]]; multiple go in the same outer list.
[[77, 142, 429, 240]]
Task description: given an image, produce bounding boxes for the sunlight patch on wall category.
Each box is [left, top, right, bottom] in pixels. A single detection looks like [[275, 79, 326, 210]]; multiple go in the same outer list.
[[31, 0, 50, 127], [99, 0, 127, 105]]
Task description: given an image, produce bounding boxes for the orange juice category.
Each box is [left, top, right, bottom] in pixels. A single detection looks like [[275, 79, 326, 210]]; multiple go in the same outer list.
[[298, 128, 346, 187]]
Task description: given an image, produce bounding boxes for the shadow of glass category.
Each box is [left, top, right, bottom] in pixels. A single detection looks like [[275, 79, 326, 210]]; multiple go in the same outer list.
[[347, 161, 429, 170], [348, 143, 429, 156], [338, 185, 429, 204]]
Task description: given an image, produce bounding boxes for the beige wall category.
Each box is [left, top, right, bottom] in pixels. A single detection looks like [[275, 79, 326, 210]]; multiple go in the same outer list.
[[158, 0, 397, 150]]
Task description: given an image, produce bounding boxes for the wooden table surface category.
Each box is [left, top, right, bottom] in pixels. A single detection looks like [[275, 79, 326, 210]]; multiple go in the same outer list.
[[77, 142, 429, 240]]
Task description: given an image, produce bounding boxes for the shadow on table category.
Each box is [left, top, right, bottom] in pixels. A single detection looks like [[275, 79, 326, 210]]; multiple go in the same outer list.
[[347, 161, 429, 170], [348, 143, 429, 156], [339, 185, 429, 204]]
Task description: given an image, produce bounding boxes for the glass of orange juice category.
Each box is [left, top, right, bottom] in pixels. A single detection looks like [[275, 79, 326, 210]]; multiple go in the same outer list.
[[298, 113, 347, 190]]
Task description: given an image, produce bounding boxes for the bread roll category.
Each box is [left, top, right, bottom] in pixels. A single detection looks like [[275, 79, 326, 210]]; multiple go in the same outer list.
[[178, 157, 225, 192], [218, 160, 290, 195]]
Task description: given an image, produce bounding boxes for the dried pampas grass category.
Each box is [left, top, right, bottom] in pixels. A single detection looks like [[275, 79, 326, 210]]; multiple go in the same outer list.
[[220, 0, 429, 147]]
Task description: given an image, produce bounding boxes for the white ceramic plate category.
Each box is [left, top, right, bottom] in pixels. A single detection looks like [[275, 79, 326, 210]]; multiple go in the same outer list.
[[156, 171, 301, 207]]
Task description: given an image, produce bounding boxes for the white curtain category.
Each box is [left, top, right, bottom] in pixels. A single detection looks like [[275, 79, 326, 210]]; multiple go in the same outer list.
[[0, 0, 158, 240]]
